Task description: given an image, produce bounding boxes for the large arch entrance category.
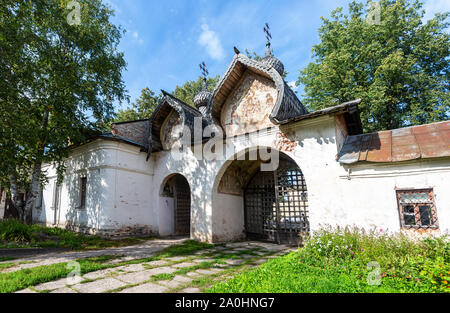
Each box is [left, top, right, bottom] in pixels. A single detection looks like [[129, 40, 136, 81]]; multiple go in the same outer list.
[[244, 158, 309, 244], [214, 149, 309, 245], [160, 174, 191, 236]]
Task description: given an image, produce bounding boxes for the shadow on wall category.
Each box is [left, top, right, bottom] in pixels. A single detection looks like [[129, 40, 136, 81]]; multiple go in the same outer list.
[[63, 148, 107, 234], [155, 150, 212, 242]]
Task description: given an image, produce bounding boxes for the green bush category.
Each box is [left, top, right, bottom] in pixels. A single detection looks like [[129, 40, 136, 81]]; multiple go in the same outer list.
[[209, 227, 450, 293], [0, 219, 32, 243]]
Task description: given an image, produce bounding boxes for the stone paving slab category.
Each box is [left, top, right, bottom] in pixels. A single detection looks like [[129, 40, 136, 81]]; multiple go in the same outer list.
[[116, 269, 155, 284], [115, 263, 147, 273], [158, 279, 182, 289], [186, 271, 203, 278], [172, 262, 196, 268], [173, 275, 193, 283], [119, 282, 168, 293], [180, 287, 201, 293], [193, 258, 214, 263], [196, 269, 218, 275], [147, 266, 177, 276], [51, 287, 77, 293], [165, 256, 187, 262], [34, 278, 70, 291], [5, 238, 187, 274], [252, 258, 268, 265], [145, 260, 169, 267], [224, 259, 245, 265], [13, 240, 292, 294], [72, 277, 126, 293], [83, 268, 117, 280]]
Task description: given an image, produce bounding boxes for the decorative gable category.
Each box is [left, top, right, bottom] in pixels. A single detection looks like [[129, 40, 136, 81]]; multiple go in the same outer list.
[[221, 71, 277, 137], [161, 110, 183, 150]]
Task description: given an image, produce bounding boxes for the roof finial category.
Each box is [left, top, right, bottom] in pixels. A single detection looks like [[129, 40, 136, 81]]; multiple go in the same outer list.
[[200, 61, 208, 79], [194, 61, 212, 111], [264, 23, 272, 57]]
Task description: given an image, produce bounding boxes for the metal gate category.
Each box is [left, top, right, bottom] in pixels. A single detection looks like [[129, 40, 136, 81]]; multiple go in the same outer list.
[[174, 175, 191, 236], [244, 160, 309, 244]]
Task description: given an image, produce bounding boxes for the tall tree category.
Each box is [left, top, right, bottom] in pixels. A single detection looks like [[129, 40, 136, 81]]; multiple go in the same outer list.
[[113, 87, 161, 123], [173, 76, 219, 107], [298, 0, 449, 132], [0, 0, 127, 222]]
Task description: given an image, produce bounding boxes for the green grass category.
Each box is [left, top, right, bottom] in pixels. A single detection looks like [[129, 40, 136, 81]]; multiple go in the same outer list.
[[0, 219, 154, 250], [0, 239, 215, 293], [0, 255, 120, 293], [208, 228, 450, 293]]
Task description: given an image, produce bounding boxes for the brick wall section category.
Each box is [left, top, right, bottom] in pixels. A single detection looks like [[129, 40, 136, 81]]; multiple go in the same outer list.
[[64, 224, 154, 238], [111, 120, 150, 148]]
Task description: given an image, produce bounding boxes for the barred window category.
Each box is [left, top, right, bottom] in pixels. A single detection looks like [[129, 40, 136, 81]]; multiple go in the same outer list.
[[80, 177, 87, 209], [396, 189, 438, 229]]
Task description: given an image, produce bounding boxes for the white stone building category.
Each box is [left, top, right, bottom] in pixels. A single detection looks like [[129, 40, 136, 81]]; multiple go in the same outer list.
[[34, 45, 450, 244]]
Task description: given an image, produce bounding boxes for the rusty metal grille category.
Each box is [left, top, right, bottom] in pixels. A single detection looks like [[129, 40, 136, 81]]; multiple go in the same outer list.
[[174, 176, 191, 236], [396, 189, 439, 229], [244, 160, 309, 244]]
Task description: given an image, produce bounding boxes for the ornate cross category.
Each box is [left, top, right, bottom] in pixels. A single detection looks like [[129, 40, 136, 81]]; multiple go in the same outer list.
[[199, 61, 209, 79], [264, 23, 272, 46]]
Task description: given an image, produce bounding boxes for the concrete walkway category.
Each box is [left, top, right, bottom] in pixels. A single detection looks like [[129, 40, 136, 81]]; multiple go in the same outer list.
[[12, 241, 295, 293]]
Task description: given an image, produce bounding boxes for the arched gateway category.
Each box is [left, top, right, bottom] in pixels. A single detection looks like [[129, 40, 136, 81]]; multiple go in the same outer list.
[[215, 150, 309, 245], [244, 158, 309, 244]]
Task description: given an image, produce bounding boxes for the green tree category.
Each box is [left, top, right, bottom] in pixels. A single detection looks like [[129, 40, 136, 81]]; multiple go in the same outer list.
[[113, 87, 161, 123], [173, 76, 219, 107], [298, 0, 449, 132], [0, 0, 127, 222]]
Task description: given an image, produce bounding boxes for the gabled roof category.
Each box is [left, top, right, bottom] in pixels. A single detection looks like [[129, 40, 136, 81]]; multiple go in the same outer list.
[[210, 54, 308, 125], [146, 90, 211, 160], [338, 120, 450, 164]]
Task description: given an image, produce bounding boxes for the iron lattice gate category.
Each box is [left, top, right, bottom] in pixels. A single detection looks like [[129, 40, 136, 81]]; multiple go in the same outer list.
[[174, 176, 191, 236], [244, 161, 309, 245]]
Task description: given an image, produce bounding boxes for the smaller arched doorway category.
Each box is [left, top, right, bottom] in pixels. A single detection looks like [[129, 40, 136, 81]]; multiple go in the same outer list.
[[161, 174, 191, 236]]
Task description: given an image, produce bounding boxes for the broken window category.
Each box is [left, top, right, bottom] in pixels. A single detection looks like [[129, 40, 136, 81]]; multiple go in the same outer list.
[[396, 189, 438, 229], [80, 177, 87, 209]]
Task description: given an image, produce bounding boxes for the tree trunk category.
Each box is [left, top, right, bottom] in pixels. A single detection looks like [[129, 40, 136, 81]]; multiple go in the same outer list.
[[9, 174, 24, 221], [23, 108, 49, 224], [23, 159, 43, 224]]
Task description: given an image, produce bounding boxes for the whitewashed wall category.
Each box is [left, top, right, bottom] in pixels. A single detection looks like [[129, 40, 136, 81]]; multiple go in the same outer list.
[[38, 116, 450, 241], [36, 140, 155, 237]]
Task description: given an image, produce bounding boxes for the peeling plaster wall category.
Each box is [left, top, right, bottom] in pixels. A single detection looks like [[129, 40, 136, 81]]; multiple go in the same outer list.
[[37, 140, 155, 237], [221, 72, 277, 137]]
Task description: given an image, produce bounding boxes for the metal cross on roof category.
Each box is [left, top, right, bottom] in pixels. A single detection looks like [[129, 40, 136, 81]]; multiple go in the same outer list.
[[264, 23, 272, 46], [199, 61, 209, 79]]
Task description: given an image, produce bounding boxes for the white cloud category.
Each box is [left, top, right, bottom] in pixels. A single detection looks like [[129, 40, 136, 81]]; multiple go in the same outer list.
[[198, 24, 225, 61], [288, 81, 299, 92], [131, 31, 144, 45]]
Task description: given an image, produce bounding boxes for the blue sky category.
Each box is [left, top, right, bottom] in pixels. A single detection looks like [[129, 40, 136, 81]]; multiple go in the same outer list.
[[105, 0, 449, 110]]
